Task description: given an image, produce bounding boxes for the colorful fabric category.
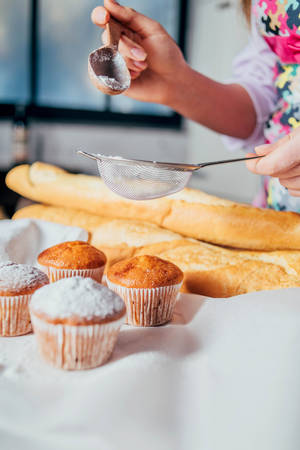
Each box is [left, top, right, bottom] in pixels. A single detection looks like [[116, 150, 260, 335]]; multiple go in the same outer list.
[[225, 1, 300, 211], [254, 1, 300, 144], [253, 1, 300, 210]]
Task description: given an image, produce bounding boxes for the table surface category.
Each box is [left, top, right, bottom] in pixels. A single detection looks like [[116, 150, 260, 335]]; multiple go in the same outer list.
[[1, 288, 300, 450]]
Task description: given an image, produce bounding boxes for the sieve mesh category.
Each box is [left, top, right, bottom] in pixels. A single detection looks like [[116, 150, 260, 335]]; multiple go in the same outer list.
[[96, 158, 191, 200]]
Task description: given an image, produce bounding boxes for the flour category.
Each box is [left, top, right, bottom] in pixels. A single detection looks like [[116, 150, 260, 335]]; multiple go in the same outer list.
[[98, 51, 130, 91], [99, 75, 130, 91]]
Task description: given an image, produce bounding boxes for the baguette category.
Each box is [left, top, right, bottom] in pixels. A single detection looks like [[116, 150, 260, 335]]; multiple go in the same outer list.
[[7, 162, 300, 251], [13, 203, 300, 298], [13, 204, 108, 231], [6, 163, 170, 224], [134, 240, 300, 297], [13, 204, 182, 264]]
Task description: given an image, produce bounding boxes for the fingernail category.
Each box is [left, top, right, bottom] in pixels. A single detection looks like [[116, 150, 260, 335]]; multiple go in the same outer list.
[[110, 0, 120, 4], [133, 60, 146, 69], [255, 144, 270, 151], [94, 8, 108, 23], [131, 47, 147, 61]]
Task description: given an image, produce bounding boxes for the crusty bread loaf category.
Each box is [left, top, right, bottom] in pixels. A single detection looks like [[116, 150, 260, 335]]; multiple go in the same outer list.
[[13, 203, 300, 298], [6, 163, 170, 225], [134, 240, 300, 297], [13, 204, 108, 231], [7, 162, 300, 251], [13, 203, 182, 265]]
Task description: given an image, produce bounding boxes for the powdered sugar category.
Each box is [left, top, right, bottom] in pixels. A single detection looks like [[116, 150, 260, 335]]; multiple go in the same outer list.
[[95, 50, 130, 91], [99, 75, 130, 91], [0, 263, 49, 295], [30, 276, 125, 320]]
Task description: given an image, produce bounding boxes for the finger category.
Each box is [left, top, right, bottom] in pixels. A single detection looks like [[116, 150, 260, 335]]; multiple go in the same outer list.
[[103, 0, 165, 38], [254, 143, 274, 156], [119, 34, 147, 61], [91, 6, 110, 28], [100, 33, 147, 71], [247, 156, 300, 178], [279, 175, 300, 190], [246, 135, 300, 176], [124, 55, 147, 72], [245, 152, 265, 173], [129, 70, 141, 80], [246, 139, 289, 172], [272, 164, 300, 179], [101, 21, 144, 49], [287, 188, 300, 197]]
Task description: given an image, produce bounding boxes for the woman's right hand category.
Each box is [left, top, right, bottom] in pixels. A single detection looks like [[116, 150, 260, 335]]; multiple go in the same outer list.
[[91, 0, 187, 105]]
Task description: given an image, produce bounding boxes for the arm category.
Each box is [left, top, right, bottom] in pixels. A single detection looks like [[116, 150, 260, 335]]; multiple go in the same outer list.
[[223, 16, 278, 151], [92, 0, 256, 139]]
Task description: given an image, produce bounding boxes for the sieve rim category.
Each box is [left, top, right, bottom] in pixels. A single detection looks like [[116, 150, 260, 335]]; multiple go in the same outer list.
[[95, 154, 199, 172]]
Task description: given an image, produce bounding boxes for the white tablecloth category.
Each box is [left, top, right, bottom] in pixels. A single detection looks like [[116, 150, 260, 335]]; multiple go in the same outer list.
[[1, 289, 300, 450], [0, 220, 300, 450]]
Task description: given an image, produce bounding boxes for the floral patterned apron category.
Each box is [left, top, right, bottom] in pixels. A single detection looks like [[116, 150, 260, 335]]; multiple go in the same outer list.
[[254, 0, 300, 211]]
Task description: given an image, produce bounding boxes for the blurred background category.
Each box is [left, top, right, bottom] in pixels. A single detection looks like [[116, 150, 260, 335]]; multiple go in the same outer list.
[[0, 0, 260, 215]]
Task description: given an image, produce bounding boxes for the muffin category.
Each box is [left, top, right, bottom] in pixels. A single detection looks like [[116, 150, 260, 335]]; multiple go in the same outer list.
[[107, 255, 183, 327], [38, 241, 106, 283], [30, 276, 126, 370], [0, 262, 49, 336]]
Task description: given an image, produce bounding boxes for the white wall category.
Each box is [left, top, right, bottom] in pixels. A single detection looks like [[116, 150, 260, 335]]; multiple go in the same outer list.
[[0, 0, 261, 203]]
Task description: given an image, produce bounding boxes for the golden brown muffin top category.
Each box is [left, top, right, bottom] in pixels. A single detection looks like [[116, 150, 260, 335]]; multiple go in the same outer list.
[[38, 241, 106, 269], [107, 255, 183, 288], [0, 262, 49, 296]]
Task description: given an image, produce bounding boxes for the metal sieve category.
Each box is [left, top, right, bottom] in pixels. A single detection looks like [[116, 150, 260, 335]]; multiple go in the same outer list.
[[77, 151, 262, 201]]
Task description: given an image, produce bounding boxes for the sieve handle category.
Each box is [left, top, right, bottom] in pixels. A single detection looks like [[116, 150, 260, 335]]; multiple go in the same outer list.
[[77, 150, 101, 162], [197, 155, 263, 169]]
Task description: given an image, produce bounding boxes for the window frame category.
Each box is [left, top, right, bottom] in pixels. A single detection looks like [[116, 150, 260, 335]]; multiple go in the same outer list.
[[0, 0, 188, 129]]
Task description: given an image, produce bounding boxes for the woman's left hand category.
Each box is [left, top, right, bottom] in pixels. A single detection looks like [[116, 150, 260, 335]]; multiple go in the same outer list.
[[246, 127, 300, 197]]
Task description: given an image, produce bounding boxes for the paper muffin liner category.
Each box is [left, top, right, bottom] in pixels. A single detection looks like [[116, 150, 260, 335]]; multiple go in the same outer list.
[[43, 266, 105, 284], [106, 280, 182, 327], [0, 294, 32, 336], [30, 313, 125, 370]]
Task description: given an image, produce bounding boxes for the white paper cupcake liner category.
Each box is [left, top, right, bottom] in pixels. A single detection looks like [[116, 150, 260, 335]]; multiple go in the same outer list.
[[0, 294, 32, 336], [44, 266, 105, 283], [106, 280, 182, 327], [30, 313, 125, 370]]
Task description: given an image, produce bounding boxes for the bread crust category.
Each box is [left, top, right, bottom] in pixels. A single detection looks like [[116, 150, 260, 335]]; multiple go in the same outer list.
[[134, 240, 300, 297], [12, 202, 300, 298], [7, 162, 300, 251]]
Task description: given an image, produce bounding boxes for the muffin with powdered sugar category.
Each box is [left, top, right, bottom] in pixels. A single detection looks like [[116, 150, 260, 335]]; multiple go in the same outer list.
[[0, 262, 49, 336], [30, 276, 126, 370]]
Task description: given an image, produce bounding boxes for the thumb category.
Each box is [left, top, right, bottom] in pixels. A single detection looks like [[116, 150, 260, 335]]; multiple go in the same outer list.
[[91, 6, 110, 28], [245, 143, 276, 173], [254, 143, 274, 156], [245, 151, 265, 173], [103, 0, 165, 38]]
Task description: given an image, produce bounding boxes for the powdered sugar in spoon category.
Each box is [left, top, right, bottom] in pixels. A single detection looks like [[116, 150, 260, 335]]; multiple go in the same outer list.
[[88, 17, 131, 95]]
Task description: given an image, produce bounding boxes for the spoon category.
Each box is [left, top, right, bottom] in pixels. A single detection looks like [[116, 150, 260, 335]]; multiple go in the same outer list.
[[88, 17, 131, 95]]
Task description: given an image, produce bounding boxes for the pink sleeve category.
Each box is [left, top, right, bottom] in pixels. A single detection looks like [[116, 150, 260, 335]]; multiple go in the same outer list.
[[222, 17, 278, 151]]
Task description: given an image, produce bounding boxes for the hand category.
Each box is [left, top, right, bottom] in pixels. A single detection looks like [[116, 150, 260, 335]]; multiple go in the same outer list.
[[91, 0, 187, 105], [246, 127, 300, 197]]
